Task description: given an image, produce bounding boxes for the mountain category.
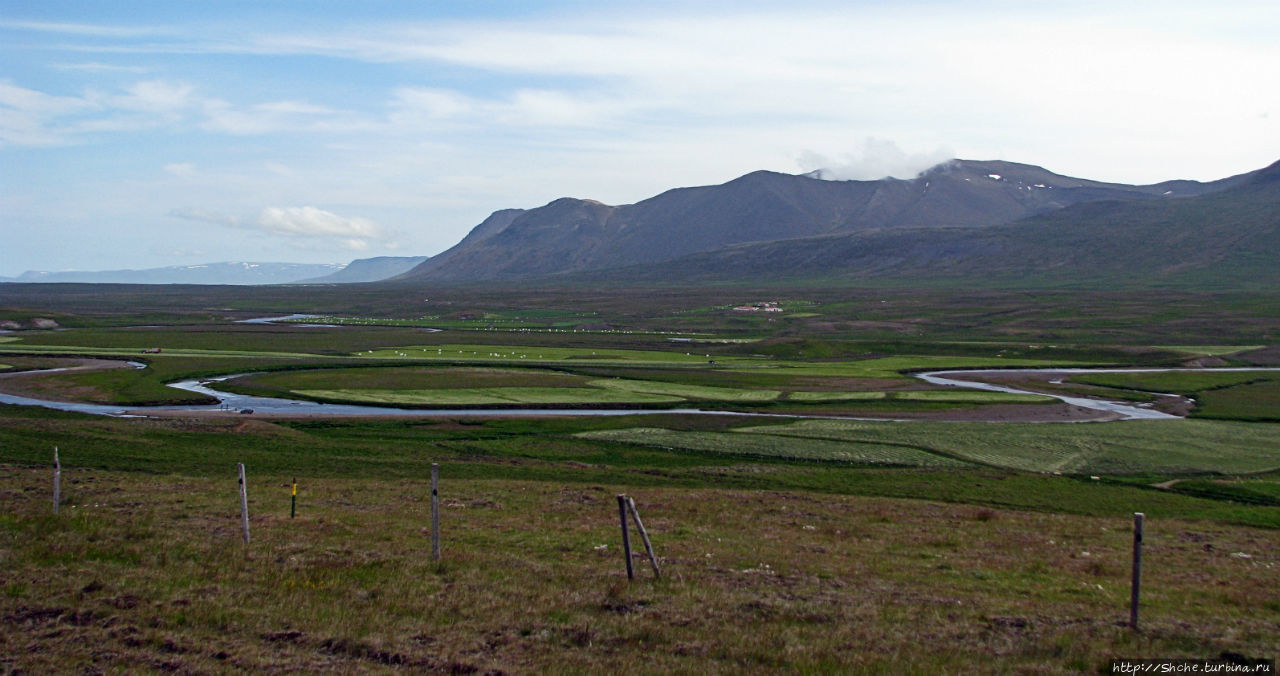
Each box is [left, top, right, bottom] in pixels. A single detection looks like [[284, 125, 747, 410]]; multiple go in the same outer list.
[[295, 256, 430, 284], [402, 159, 1251, 282], [579, 159, 1280, 288], [6, 262, 344, 285]]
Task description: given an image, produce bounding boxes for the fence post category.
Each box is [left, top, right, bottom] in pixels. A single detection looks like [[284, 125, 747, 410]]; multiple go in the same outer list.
[[627, 497, 661, 578], [1130, 512, 1144, 630], [617, 495, 634, 579], [53, 447, 61, 515], [431, 463, 441, 561], [238, 463, 251, 546]]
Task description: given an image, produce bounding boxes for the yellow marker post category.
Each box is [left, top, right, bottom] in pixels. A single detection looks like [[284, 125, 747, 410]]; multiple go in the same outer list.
[[290, 478, 297, 519]]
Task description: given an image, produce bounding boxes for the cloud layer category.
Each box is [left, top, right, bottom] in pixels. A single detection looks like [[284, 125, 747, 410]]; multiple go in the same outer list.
[[170, 206, 393, 252], [2, 2, 1279, 274]]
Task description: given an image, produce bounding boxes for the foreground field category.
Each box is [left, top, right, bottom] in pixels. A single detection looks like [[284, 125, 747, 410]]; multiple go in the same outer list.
[[2, 284, 1279, 672], [3, 468, 1277, 674]]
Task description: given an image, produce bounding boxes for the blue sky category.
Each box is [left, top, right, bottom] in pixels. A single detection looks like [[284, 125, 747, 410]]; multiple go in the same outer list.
[[2, 0, 1279, 276]]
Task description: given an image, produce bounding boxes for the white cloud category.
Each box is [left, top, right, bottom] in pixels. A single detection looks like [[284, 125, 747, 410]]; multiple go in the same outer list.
[[256, 206, 384, 239], [164, 162, 197, 177], [112, 80, 196, 114], [52, 62, 150, 74], [798, 139, 955, 181], [168, 207, 239, 227], [0, 80, 95, 145], [168, 204, 395, 251], [201, 98, 365, 135]]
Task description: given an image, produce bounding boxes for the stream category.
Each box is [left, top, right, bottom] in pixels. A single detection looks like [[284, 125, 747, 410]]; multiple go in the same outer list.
[[3, 362, 1274, 422]]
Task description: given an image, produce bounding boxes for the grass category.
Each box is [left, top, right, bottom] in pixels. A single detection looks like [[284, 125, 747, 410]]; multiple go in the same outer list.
[[1070, 371, 1280, 422], [1196, 380, 1280, 422], [299, 387, 683, 406], [360, 344, 752, 367], [578, 427, 970, 467], [1155, 346, 1267, 356], [720, 355, 1088, 379], [584, 419, 1280, 478], [2, 283, 1279, 671], [590, 378, 781, 402], [3, 467, 1277, 674]]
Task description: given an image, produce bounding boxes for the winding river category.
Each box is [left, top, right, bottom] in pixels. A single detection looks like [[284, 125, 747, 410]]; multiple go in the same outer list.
[[4, 361, 1274, 422]]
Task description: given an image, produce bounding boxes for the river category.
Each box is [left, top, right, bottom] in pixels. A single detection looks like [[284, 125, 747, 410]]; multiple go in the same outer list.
[[4, 363, 1274, 422]]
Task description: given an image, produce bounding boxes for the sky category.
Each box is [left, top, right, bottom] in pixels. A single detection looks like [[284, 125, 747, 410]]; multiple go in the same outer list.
[[2, 0, 1279, 277]]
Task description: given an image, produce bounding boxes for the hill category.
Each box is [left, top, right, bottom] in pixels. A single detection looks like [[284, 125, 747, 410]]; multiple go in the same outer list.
[[295, 256, 430, 284], [581, 159, 1280, 288], [401, 159, 1251, 282]]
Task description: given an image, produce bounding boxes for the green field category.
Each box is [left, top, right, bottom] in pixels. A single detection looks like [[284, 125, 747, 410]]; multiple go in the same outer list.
[[299, 386, 683, 405], [2, 284, 1280, 672], [578, 427, 970, 467], [361, 344, 738, 365], [1070, 370, 1280, 421], [582, 419, 1280, 476]]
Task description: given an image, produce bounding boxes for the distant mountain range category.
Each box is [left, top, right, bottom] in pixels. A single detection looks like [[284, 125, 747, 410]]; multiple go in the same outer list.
[[2, 256, 428, 286], [399, 158, 1269, 287]]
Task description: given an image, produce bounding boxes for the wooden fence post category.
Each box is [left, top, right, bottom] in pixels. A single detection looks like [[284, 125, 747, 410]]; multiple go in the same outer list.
[[431, 463, 441, 561], [1130, 512, 1144, 630], [53, 447, 61, 515], [627, 497, 661, 578], [238, 463, 251, 546], [617, 495, 634, 579]]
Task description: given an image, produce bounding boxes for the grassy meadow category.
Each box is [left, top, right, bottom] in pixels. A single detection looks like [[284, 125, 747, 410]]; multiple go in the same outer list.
[[1, 284, 1279, 672], [4, 466, 1278, 674]]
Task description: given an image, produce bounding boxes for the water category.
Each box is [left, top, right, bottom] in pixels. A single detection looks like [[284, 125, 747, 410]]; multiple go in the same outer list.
[[3, 363, 1276, 422]]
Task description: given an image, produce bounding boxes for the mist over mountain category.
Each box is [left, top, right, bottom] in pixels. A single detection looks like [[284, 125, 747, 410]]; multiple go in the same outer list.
[[402, 159, 1253, 283]]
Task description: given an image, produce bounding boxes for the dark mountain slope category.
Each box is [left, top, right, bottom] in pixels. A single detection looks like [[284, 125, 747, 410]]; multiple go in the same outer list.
[[404, 159, 1243, 282], [580, 159, 1280, 289]]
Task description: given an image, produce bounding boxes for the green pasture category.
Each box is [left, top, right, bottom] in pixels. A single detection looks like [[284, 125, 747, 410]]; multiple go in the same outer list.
[[222, 364, 1055, 409], [582, 419, 1280, 476], [299, 387, 682, 405], [591, 378, 781, 401], [1154, 345, 1266, 356], [359, 344, 745, 366], [578, 427, 969, 467], [786, 391, 887, 401], [1, 402, 1274, 525], [1070, 370, 1280, 394], [1196, 380, 1280, 421], [0, 343, 325, 360], [1070, 370, 1280, 422], [723, 355, 1085, 378]]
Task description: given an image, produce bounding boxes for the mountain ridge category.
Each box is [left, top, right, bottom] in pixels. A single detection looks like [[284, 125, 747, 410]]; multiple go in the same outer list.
[[401, 158, 1254, 282], [565, 158, 1280, 288]]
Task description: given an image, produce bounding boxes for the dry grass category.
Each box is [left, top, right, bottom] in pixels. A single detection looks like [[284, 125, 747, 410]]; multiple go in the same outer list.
[[2, 466, 1277, 674]]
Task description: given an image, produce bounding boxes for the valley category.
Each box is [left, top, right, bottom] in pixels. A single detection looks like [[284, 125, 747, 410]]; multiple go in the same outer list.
[[2, 282, 1278, 673]]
